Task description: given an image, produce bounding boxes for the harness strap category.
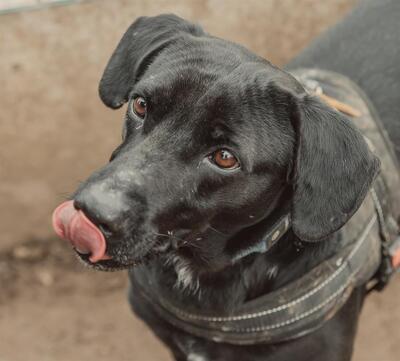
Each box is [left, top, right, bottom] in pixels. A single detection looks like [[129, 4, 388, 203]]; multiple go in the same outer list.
[[132, 212, 379, 345]]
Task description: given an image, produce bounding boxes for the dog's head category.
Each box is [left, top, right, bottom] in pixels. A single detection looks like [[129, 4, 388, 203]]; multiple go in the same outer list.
[[53, 15, 379, 275]]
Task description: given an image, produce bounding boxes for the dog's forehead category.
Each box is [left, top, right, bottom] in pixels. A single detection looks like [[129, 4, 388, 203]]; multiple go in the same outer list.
[[137, 67, 215, 104], [137, 39, 302, 110], [136, 37, 269, 100], [137, 65, 273, 118]]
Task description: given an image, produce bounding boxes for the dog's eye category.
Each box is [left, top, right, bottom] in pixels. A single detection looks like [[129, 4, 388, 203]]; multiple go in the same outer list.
[[209, 149, 240, 170], [131, 96, 147, 118]]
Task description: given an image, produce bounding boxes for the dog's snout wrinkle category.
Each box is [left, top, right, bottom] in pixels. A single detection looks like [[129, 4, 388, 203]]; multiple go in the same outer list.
[[115, 168, 145, 187]]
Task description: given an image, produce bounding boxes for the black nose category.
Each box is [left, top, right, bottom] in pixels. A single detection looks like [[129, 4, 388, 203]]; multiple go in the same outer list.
[[74, 183, 128, 238]]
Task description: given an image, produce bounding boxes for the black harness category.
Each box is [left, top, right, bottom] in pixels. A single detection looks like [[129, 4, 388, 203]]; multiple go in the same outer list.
[[131, 69, 400, 345]]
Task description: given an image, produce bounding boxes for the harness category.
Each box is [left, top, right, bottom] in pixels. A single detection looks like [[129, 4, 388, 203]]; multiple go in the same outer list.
[[131, 69, 400, 345]]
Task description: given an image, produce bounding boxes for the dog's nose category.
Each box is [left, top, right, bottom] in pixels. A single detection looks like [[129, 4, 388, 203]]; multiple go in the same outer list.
[[52, 182, 131, 263], [73, 183, 128, 237]]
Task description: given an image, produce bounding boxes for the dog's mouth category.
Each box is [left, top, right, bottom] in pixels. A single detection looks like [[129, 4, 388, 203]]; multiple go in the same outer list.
[[73, 240, 171, 271], [74, 238, 171, 271], [52, 200, 174, 271], [73, 250, 140, 272]]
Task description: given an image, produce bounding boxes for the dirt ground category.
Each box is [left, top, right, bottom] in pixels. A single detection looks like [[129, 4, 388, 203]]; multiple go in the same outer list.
[[1, 239, 400, 361], [1, 1, 400, 360]]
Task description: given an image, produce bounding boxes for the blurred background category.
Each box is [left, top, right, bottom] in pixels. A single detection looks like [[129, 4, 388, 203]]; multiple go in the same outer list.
[[1, 0, 399, 360]]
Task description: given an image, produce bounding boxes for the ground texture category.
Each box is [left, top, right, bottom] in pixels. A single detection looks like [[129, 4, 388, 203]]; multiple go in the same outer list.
[[1, 239, 400, 361]]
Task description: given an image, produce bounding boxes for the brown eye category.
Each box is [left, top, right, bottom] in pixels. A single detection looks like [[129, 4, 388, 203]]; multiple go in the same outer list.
[[209, 149, 240, 170], [132, 96, 147, 118]]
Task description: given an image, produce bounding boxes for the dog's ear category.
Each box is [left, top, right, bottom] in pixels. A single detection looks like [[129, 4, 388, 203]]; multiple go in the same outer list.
[[290, 95, 380, 241], [99, 14, 204, 109]]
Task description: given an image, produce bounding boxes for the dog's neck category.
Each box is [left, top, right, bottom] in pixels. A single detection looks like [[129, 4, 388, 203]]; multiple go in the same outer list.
[[147, 227, 343, 314]]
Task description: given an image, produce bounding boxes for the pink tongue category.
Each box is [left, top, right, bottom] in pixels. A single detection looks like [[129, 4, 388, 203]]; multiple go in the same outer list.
[[52, 200, 111, 263]]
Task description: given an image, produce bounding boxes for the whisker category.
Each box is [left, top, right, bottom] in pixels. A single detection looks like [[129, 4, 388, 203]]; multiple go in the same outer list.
[[209, 225, 228, 236], [153, 232, 171, 238]]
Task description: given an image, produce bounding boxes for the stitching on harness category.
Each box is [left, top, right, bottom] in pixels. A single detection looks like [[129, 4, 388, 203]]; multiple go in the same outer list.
[[161, 214, 377, 323], [237, 278, 351, 332]]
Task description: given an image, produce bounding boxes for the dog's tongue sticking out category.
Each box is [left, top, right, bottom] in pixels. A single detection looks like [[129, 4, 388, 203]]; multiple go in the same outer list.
[[52, 201, 111, 263]]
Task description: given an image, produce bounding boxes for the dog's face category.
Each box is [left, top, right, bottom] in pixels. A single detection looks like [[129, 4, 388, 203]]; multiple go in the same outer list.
[[55, 15, 379, 274]]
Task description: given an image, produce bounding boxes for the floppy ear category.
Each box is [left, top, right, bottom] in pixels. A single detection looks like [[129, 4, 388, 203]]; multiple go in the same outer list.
[[290, 95, 380, 241], [99, 14, 204, 109]]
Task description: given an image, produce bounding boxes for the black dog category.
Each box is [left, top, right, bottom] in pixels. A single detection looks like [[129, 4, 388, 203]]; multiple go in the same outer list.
[[53, 1, 400, 360]]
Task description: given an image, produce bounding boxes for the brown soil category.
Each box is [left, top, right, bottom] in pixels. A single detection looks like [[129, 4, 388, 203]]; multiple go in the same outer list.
[[0, 239, 399, 361]]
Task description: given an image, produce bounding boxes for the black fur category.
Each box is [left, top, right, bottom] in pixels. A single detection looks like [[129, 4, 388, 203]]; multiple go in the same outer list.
[[71, 1, 400, 360]]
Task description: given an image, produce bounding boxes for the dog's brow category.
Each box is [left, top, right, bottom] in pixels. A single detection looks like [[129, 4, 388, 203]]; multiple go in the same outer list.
[[130, 83, 154, 99]]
